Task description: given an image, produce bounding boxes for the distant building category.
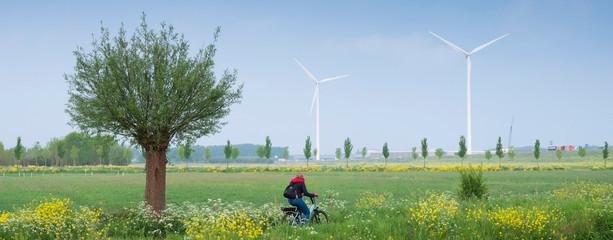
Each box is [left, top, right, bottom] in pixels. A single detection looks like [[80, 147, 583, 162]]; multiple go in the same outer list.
[[548, 145, 576, 151]]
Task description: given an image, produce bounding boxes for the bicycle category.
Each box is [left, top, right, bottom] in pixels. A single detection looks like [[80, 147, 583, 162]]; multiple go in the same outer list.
[[281, 196, 329, 226]]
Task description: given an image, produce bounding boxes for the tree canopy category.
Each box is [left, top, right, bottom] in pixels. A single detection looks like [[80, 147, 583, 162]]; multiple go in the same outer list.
[[204, 147, 212, 162], [435, 148, 444, 159], [64, 14, 242, 212], [14, 137, 25, 163], [421, 138, 428, 168], [604, 141, 609, 168], [335, 148, 342, 160], [382, 142, 389, 168], [344, 137, 353, 167], [264, 136, 272, 161], [495, 137, 505, 167], [282, 146, 289, 160], [458, 136, 467, 164], [485, 150, 492, 161], [534, 139, 541, 167], [303, 136, 312, 166], [66, 16, 242, 151]]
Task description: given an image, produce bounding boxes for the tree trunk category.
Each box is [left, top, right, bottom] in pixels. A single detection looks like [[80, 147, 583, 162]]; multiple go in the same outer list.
[[145, 149, 167, 212]]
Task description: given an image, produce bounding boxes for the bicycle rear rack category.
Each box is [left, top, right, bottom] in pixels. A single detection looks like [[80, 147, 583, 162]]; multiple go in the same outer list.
[[281, 207, 297, 212]]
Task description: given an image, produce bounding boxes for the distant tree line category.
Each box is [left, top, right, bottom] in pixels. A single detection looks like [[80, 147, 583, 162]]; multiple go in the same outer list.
[[0, 134, 291, 167], [1, 133, 609, 168], [0, 132, 132, 166]]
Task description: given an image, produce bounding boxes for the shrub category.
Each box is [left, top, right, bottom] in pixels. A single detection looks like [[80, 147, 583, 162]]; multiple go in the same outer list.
[[0, 196, 104, 239], [407, 192, 459, 238], [458, 164, 488, 200], [487, 205, 563, 239]]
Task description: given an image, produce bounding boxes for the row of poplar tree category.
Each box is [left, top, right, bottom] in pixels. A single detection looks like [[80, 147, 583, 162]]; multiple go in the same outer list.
[[310, 136, 610, 168]]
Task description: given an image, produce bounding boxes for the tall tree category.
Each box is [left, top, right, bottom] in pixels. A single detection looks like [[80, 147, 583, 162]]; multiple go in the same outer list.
[[435, 148, 444, 159], [182, 141, 194, 169], [604, 141, 609, 168], [28, 141, 43, 166], [224, 140, 232, 169], [303, 136, 312, 167], [231, 147, 240, 161], [335, 148, 342, 161], [495, 137, 504, 167], [42, 148, 51, 167], [14, 137, 25, 166], [282, 146, 289, 160], [382, 142, 389, 168], [123, 148, 132, 166], [0, 142, 6, 166], [508, 146, 516, 160], [484, 150, 492, 161], [96, 145, 104, 165], [93, 134, 114, 165], [458, 136, 467, 165], [70, 146, 79, 166], [578, 147, 587, 158], [313, 148, 318, 160], [534, 139, 541, 167], [264, 136, 272, 164], [0, 142, 5, 166], [421, 138, 428, 168], [361, 147, 367, 158], [177, 146, 185, 162], [344, 137, 353, 167], [411, 147, 418, 161], [57, 140, 66, 167], [555, 149, 563, 160], [65, 15, 243, 211], [204, 147, 212, 163], [256, 146, 265, 162]]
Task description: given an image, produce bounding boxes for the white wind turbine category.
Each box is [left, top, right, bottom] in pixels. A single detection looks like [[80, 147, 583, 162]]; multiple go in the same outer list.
[[295, 59, 350, 160], [430, 31, 509, 155]]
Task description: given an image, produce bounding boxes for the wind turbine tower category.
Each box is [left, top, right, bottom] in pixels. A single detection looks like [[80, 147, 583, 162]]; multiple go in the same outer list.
[[508, 116, 514, 148], [295, 59, 350, 160], [430, 31, 509, 155]]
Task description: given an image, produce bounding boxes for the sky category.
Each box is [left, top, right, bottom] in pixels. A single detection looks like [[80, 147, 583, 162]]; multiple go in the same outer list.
[[1, 0, 612, 156]]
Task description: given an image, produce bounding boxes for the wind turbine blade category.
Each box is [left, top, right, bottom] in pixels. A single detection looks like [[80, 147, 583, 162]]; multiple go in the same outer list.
[[319, 74, 350, 83], [294, 59, 318, 82], [469, 33, 509, 54], [309, 85, 318, 114], [429, 31, 469, 55]]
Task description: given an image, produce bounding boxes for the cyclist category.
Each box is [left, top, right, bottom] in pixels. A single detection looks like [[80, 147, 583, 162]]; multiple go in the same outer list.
[[287, 172, 318, 222]]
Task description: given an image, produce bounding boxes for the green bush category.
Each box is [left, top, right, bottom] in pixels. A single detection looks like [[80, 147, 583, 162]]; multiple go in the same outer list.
[[458, 164, 488, 200]]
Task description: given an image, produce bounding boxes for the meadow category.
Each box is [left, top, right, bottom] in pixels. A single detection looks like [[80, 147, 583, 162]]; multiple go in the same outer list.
[[1, 150, 612, 239]]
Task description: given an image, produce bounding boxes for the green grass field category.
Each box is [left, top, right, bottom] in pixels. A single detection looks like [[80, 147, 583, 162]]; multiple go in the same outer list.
[[1, 169, 611, 212], [2, 150, 613, 239]]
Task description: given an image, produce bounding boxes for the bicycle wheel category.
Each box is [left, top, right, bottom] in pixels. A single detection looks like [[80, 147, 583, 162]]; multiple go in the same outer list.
[[309, 210, 329, 224], [282, 213, 298, 226]]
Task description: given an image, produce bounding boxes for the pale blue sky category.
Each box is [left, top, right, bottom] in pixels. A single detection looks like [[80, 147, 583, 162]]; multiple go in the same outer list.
[[1, 1, 612, 155]]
